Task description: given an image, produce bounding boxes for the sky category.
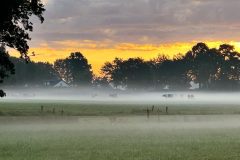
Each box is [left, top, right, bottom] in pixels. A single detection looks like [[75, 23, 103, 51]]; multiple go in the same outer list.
[[10, 0, 240, 75]]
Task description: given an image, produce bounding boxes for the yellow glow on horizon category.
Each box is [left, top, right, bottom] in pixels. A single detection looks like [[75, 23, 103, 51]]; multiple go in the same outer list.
[[9, 41, 240, 76]]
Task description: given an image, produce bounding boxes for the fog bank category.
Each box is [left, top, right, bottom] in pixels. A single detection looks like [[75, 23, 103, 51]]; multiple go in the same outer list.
[[2, 88, 240, 105]]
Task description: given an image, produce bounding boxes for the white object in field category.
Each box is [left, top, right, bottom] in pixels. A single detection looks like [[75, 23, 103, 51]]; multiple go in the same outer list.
[[54, 80, 70, 88], [189, 81, 199, 90]]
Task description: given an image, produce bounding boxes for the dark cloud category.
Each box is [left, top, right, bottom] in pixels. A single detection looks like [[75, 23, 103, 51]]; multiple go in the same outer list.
[[30, 0, 240, 47]]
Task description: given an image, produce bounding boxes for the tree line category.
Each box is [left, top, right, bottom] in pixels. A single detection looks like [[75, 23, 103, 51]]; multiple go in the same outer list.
[[1, 42, 240, 91], [101, 43, 240, 90], [1, 51, 93, 87], [102, 43, 240, 90]]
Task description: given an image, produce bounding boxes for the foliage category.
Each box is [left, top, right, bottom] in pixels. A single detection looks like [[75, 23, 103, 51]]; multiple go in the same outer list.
[[0, 0, 45, 96], [54, 52, 93, 86], [102, 58, 153, 89], [3, 57, 58, 86], [0, 0, 45, 58], [0, 46, 14, 96], [101, 43, 240, 90], [93, 76, 110, 89]]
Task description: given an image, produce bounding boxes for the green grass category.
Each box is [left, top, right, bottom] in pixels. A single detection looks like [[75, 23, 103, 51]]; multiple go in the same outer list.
[[0, 100, 240, 116], [1, 116, 240, 160], [1, 100, 240, 159]]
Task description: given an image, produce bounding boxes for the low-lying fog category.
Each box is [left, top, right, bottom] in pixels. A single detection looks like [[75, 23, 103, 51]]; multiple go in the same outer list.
[[2, 88, 240, 104]]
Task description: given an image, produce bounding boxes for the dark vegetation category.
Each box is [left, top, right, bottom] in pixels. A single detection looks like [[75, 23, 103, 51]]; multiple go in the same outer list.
[[2, 43, 240, 91], [0, 0, 45, 96], [54, 52, 93, 86], [101, 43, 240, 91]]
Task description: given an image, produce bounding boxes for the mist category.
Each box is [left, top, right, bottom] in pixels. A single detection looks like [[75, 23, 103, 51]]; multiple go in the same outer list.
[[2, 87, 240, 105]]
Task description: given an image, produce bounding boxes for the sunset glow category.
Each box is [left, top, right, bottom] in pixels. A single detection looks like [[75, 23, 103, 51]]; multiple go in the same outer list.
[[9, 41, 240, 75]]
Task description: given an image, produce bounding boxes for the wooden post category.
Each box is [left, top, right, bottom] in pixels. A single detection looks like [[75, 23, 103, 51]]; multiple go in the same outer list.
[[147, 107, 150, 119], [166, 106, 168, 115], [157, 108, 160, 120], [152, 105, 155, 112]]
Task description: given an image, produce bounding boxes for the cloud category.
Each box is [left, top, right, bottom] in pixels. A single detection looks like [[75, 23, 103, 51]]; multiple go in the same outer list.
[[30, 0, 240, 47]]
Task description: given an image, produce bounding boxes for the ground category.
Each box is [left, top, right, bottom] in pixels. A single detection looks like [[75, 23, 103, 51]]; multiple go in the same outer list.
[[0, 100, 240, 160]]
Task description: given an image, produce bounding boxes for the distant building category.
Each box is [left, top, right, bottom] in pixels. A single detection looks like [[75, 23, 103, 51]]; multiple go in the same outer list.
[[54, 80, 70, 88], [44, 79, 70, 88]]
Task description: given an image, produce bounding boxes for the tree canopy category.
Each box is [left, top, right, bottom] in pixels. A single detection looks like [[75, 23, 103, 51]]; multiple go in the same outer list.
[[3, 57, 58, 86], [1, 0, 45, 58], [0, 0, 45, 96], [54, 52, 93, 86], [0, 46, 14, 96], [101, 43, 240, 91]]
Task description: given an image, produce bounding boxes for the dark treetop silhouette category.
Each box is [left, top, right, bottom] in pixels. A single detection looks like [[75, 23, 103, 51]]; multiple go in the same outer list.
[[0, 0, 45, 96], [3, 57, 58, 86], [101, 43, 240, 91], [54, 52, 93, 86], [1, 43, 240, 91]]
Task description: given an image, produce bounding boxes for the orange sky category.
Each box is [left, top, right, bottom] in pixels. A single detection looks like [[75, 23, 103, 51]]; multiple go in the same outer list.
[[9, 41, 240, 76]]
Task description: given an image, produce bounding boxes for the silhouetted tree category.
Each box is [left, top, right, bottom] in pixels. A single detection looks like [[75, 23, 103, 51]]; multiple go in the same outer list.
[[101, 58, 124, 88], [155, 54, 190, 90], [54, 52, 93, 86], [0, 46, 14, 96], [101, 42, 240, 91], [215, 44, 240, 89], [102, 58, 153, 89], [1, 0, 45, 57], [151, 54, 169, 89], [3, 57, 58, 86], [93, 76, 110, 89], [0, 0, 45, 95], [186, 43, 221, 89]]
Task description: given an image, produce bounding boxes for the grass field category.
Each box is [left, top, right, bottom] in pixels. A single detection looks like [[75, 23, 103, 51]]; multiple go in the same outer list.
[[1, 100, 240, 160], [1, 100, 240, 116]]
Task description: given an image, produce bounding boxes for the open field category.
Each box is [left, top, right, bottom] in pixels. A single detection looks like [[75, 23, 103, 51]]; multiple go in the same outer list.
[[1, 100, 240, 159], [1, 99, 240, 116], [1, 115, 240, 160]]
